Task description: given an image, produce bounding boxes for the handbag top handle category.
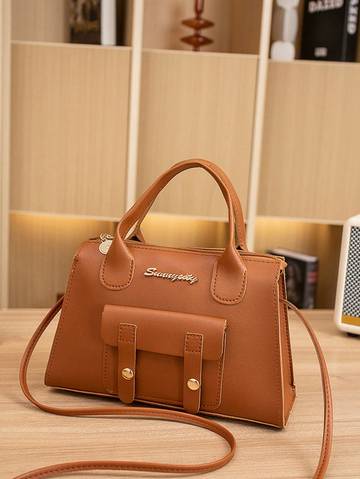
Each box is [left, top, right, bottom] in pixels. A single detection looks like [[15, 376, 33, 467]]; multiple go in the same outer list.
[[131, 159, 247, 250], [101, 159, 248, 305]]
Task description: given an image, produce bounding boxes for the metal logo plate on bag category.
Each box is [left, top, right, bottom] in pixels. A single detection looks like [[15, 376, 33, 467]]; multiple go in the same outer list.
[[144, 267, 199, 285]]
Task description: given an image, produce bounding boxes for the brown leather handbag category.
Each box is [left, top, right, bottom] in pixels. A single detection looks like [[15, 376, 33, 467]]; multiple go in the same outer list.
[[17, 159, 333, 479]]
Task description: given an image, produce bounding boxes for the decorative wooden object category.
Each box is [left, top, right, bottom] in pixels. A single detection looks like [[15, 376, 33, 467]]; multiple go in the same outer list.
[[181, 0, 214, 51]]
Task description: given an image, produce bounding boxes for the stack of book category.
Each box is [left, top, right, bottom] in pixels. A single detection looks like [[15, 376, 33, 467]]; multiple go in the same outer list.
[[69, 0, 127, 46], [268, 248, 319, 309]]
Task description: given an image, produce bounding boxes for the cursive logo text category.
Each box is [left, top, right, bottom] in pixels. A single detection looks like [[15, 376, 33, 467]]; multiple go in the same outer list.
[[144, 267, 198, 285]]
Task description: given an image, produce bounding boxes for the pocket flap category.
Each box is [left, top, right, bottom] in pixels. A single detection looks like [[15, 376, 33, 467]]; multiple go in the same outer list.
[[101, 305, 226, 361]]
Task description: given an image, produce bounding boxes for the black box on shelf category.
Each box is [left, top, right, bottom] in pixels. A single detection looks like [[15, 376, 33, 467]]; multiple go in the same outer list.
[[301, 0, 360, 61]]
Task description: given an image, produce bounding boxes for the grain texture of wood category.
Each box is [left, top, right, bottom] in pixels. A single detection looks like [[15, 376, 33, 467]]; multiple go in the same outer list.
[[137, 49, 257, 220], [259, 60, 360, 222], [8, 213, 115, 308], [0, 310, 359, 478], [11, 0, 69, 43], [142, 213, 229, 249], [0, 0, 11, 308], [10, 42, 130, 218]]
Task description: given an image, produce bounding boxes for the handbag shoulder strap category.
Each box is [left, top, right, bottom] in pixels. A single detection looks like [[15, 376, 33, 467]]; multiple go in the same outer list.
[[284, 300, 333, 478], [15, 298, 332, 479]]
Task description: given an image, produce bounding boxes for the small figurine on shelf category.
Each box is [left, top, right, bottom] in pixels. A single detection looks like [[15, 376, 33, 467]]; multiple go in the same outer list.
[[270, 0, 299, 61], [181, 0, 214, 51]]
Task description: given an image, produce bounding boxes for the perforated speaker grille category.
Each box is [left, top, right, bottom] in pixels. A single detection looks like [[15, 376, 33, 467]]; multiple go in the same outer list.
[[342, 226, 360, 318]]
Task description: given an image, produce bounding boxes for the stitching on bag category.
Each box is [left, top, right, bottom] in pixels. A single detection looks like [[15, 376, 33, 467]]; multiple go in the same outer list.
[[132, 353, 223, 409], [185, 333, 203, 353], [207, 164, 246, 250], [183, 329, 225, 409], [125, 242, 281, 264], [19, 464, 219, 479], [45, 247, 83, 385], [315, 379, 331, 475], [136, 393, 182, 406], [280, 273, 294, 386], [271, 264, 283, 426], [103, 345, 109, 391], [104, 352, 224, 409], [202, 320, 227, 409], [201, 356, 224, 409], [103, 345, 115, 394], [184, 333, 203, 412], [319, 380, 332, 474], [211, 262, 247, 304], [201, 161, 245, 249], [118, 323, 136, 344], [50, 240, 283, 424], [281, 303, 331, 473], [210, 322, 228, 408], [19, 462, 219, 478], [100, 254, 134, 289]]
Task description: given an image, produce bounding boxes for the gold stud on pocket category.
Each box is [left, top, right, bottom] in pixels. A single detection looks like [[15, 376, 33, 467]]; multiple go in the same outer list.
[[187, 378, 200, 391], [122, 367, 134, 380]]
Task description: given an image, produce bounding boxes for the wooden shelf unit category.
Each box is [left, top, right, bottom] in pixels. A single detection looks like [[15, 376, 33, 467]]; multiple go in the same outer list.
[[137, 49, 257, 218], [142, 0, 262, 54], [0, 0, 11, 308], [11, 42, 130, 218], [259, 59, 360, 221], [11, 0, 69, 43], [11, 0, 262, 54], [9, 212, 115, 308], [0, 0, 357, 309]]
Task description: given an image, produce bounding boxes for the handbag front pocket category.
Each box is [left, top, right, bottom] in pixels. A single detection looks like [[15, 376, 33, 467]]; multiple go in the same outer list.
[[101, 304, 227, 414]]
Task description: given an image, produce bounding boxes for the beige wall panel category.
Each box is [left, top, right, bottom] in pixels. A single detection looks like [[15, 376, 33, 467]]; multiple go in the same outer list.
[[259, 60, 360, 221], [230, 0, 262, 54], [137, 50, 258, 219], [12, 0, 69, 42], [0, 0, 11, 307], [255, 218, 342, 308], [142, 214, 228, 249], [143, 0, 261, 54], [9, 213, 115, 308], [10, 43, 130, 218]]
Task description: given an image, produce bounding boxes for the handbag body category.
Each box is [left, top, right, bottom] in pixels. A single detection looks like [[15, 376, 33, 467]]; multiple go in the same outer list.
[[17, 160, 333, 479]]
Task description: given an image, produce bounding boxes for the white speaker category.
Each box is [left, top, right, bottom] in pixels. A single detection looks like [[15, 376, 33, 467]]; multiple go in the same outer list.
[[334, 215, 360, 334]]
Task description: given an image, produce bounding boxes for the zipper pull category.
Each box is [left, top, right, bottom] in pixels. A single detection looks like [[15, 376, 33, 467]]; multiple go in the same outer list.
[[99, 233, 114, 255]]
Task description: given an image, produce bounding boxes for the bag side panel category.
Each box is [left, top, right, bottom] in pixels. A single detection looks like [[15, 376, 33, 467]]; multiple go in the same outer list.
[[279, 271, 296, 424]]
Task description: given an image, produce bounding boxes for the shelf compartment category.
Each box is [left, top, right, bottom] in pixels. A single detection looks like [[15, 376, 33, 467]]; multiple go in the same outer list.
[[12, 0, 69, 43], [137, 49, 258, 219], [142, 0, 262, 55], [9, 212, 115, 308], [259, 60, 360, 221], [10, 42, 130, 218], [141, 212, 228, 248], [255, 217, 343, 309]]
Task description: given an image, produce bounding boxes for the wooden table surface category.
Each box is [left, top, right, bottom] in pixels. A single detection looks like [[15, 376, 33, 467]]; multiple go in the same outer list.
[[1, 309, 359, 478]]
